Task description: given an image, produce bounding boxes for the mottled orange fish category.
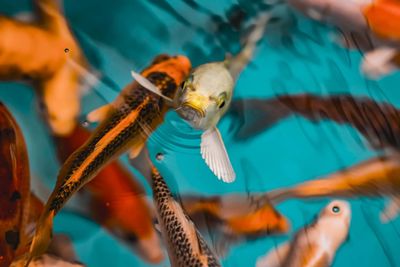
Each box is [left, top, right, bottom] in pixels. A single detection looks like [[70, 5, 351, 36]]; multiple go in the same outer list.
[[183, 194, 289, 236], [0, 0, 87, 136], [54, 125, 163, 263], [0, 103, 44, 267], [363, 0, 400, 41], [26, 54, 191, 265]]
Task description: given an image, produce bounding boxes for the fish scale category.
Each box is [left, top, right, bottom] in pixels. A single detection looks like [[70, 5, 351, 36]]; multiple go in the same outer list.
[[151, 168, 221, 267]]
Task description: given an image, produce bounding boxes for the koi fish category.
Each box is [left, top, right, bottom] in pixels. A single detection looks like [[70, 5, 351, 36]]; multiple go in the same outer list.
[[256, 200, 351, 267], [0, 103, 42, 267], [25, 54, 191, 265], [182, 194, 290, 236], [266, 156, 400, 222], [286, 0, 400, 78], [150, 166, 221, 267], [0, 0, 88, 136], [131, 11, 271, 182], [229, 94, 400, 150], [180, 194, 290, 256], [53, 125, 163, 264]]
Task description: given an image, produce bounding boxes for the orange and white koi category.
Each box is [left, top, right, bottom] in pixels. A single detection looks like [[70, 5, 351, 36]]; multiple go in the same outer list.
[[256, 200, 351, 267], [25, 54, 191, 266]]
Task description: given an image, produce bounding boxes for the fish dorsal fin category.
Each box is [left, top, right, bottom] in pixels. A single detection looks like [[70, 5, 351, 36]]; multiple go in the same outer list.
[[256, 241, 290, 267], [130, 70, 174, 104], [200, 126, 236, 183], [86, 104, 112, 123]]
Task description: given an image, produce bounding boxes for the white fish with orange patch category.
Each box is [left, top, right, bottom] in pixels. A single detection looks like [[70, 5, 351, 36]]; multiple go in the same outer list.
[[256, 200, 351, 267]]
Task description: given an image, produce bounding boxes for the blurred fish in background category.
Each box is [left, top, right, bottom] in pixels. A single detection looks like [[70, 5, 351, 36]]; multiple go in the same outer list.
[[256, 200, 351, 267], [286, 0, 400, 78], [0, 0, 88, 136]]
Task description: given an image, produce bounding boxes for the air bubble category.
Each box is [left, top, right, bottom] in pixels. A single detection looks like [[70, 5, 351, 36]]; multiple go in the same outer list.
[[156, 153, 164, 161]]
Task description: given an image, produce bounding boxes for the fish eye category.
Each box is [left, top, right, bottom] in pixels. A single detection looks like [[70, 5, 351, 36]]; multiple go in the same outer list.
[[218, 100, 225, 109], [332, 206, 340, 213]]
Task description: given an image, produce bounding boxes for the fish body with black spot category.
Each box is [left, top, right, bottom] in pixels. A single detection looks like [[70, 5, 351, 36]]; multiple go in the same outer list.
[[151, 167, 221, 267], [256, 200, 351, 267], [25, 55, 191, 265]]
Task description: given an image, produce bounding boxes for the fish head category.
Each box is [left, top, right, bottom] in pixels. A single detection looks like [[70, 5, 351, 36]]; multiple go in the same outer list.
[[317, 200, 351, 248], [176, 62, 234, 130]]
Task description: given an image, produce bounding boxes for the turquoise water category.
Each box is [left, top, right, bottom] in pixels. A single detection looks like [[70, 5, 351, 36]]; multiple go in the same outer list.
[[1, 0, 400, 266]]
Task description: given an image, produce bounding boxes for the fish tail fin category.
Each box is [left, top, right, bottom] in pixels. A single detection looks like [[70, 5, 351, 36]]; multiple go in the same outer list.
[[228, 11, 270, 79], [229, 98, 292, 140], [25, 210, 55, 266]]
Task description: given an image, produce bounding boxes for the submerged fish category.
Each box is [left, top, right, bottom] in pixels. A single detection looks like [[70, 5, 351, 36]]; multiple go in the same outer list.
[[182, 194, 290, 236], [0, 103, 44, 267], [287, 0, 400, 78], [229, 94, 400, 149], [256, 200, 351, 267], [0, 0, 88, 136], [11, 254, 84, 267], [54, 125, 163, 264], [150, 166, 221, 267], [25, 54, 191, 265], [181, 194, 290, 256], [266, 156, 400, 222], [131, 11, 271, 182]]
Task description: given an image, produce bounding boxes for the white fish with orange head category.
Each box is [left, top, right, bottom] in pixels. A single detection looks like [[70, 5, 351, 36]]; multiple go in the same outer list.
[[256, 200, 351, 267], [131, 11, 270, 183]]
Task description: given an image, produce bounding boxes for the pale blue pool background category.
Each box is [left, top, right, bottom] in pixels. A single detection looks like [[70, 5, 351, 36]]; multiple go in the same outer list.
[[0, 0, 400, 266]]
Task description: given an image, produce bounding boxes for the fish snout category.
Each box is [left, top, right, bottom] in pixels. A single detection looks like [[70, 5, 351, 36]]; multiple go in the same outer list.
[[179, 102, 206, 122]]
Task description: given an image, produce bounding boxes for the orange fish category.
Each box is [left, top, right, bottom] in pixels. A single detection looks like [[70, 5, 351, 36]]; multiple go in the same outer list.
[[183, 194, 290, 236], [363, 0, 400, 41], [26, 54, 191, 265], [0, 0, 87, 136], [54, 125, 163, 263], [0, 103, 45, 267]]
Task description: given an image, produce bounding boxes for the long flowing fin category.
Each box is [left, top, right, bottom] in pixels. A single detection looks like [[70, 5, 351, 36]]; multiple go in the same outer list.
[[380, 194, 400, 223], [200, 126, 235, 183]]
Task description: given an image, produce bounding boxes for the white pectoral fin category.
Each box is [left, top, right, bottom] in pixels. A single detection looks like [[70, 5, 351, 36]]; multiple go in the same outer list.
[[361, 47, 398, 79], [256, 242, 290, 267], [86, 104, 111, 123], [130, 70, 174, 104], [380, 195, 400, 223], [200, 127, 236, 183]]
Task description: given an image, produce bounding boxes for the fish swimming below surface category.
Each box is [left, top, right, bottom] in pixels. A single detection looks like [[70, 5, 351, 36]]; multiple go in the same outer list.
[[131, 10, 271, 183], [266, 156, 400, 223], [25, 54, 191, 266], [0, 0, 88, 136], [53, 124, 163, 264], [180, 194, 290, 256], [256, 200, 351, 267], [0, 103, 44, 267], [286, 0, 400, 78], [150, 166, 221, 267], [229, 93, 400, 151]]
